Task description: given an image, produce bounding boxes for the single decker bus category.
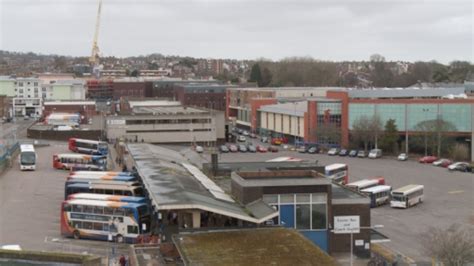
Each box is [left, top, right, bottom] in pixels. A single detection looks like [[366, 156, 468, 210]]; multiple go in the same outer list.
[[69, 138, 108, 155], [390, 184, 424, 209], [19, 144, 36, 171]]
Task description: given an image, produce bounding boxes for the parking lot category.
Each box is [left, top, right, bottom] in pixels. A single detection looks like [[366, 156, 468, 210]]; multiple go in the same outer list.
[[202, 140, 474, 262], [0, 141, 128, 256]]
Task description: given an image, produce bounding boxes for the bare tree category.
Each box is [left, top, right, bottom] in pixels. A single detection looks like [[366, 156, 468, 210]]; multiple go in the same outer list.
[[421, 224, 474, 266], [449, 143, 470, 161], [351, 115, 382, 151]]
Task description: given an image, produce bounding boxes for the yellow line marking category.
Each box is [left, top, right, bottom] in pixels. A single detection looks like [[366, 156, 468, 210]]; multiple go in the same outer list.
[[448, 190, 464, 194]]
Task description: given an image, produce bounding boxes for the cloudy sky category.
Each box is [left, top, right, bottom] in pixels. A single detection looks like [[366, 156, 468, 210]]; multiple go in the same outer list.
[[0, 0, 472, 63]]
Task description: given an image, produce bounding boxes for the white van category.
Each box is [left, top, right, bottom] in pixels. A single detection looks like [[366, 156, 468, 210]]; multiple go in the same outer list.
[[368, 149, 382, 159]]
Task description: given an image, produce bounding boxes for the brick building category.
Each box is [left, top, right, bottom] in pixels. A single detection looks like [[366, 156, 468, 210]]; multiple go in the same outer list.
[[173, 84, 235, 111], [0, 95, 10, 119], [111, 80, 152, 100], [86, 79, 114, 100]]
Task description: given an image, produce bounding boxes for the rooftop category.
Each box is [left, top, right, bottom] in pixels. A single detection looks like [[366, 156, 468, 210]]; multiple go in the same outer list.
[[228, 86, 344, 92], [44, 100, 95, 106], [259, 101, 307, 117], [128, 100, 181, 108], [128, 144, 277, 224], [231, 170, 330, 188], [331, 184, 369, 205], [132, 106, 208, 115], [346, 87, 466, 99], [173, 228, 336, 266]]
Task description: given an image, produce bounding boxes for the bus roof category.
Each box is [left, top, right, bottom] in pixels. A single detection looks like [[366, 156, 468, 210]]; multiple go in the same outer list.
[[347, 179, 378, 188], [54, 153, 106, 159], [67, 193, 146, 203], [70, 171, 131, 176], [266, 157, 303, 162], [361, 185, 392, 194], [64, 199, 143, 208], [67, 175, 135, 181], [325, 163, 347, 171], [70, 138, 106, 144], [20, 144, 35, 152], [392, 184, 424, 195], [66, 181, 141, 188]]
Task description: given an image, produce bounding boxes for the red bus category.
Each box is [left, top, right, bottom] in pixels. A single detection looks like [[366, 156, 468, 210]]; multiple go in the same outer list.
[[69, 138, 108, 155]]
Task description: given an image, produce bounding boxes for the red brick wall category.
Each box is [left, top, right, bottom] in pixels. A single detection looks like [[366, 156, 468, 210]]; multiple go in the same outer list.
[[306, 101, 318, 142], [112, 82, 147, 100]]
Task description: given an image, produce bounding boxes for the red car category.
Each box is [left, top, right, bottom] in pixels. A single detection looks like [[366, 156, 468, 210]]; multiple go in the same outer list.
[[432, 158, 452, 168], [228, 144, 238, 153], [257, 145, 267, 153], [268, 146, 279, 153], [419, 156, 438, 163]]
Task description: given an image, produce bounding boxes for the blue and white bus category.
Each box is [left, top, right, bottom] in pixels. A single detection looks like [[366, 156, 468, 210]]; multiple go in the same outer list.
[[360, 185, 392, 207], [67, 193, 147, 204], [61, 199, 150, 243]]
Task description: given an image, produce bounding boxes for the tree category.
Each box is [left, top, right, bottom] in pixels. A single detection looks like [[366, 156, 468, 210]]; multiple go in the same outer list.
[[370, 54, 385, 62], [412, 119, 457, 157], [314, 123, 341, 147], [351, 115, 383, 151], [249, 63, 262, 85], [260, 67, 273, 87], [449, 143, 470, 161], [130, 69, 139, 77], [421, 224, 474, 266], [380, 119, 399, 153]]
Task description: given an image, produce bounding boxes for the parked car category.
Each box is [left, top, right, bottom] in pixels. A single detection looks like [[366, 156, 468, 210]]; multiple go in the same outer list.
[[271, 138, 282, 145], [327, 148, 340, 156], [261, 136, 269, 143], [195, 146, 204, 153], [432, 158, 452, 167], [307, 146, 319, 154], [242, 130, 250, 136], [257, 145, 267, 153], [220, 145, 229, 153], [238, 135, 247, 142], [297, 146, 307, 153], [268, 146, 279, 152], [348, 150, 358, 157], [448, 162, 471, 172], [238, 144, 248, 152], [237, 128, 243, 134], [419, 156, 438, 164], [397, 153, 408, 161], [228, 144, 238, 152], [247, 144, 257, 153], [357, 150, 367, 158], [339, 149, 349, 156], [368, 149, 382, 159], [250, 133, 257, 138]]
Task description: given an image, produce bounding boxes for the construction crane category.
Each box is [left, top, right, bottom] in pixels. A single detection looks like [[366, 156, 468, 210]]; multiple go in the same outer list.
[[89, 0, 102, 67]]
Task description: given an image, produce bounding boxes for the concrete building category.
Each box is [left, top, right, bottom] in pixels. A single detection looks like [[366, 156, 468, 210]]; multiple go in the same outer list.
[[12, 97, 42, 117], [0, 76, 16, 97], [106, 101, 225, 144], [150, 79, 220, 98], [0, 95, 10, 119], [226, 87, 342, 131], [41, 80, 86, 100], [259, 101, 307, 143]]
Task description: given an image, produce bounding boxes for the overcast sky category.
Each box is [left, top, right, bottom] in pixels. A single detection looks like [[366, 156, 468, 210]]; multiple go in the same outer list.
[[0, 0, 472, 63]]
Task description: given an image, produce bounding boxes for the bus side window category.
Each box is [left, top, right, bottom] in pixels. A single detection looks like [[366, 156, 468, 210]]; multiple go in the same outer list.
[[93, 206, 104, 214], [105, 189, 113, 195], [124, 190, 132, 196], [72, 205, 82, 212], [104, 207, 114, 215], [63, 204, 71, 212], [127, 225, 138, 234]]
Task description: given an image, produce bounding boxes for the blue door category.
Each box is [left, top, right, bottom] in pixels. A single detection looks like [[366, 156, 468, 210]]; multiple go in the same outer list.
[[280, 205, 294, 228]]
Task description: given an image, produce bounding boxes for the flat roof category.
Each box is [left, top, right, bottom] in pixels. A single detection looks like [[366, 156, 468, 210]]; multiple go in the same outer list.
[[231, 170, 330, 188], [127, 144, 277, 223], [44, 101, 95, 105], [132, 106, 207, 115], [331, 184, 370, 204], [173, 228, 336, 266], [346, 87, 466, 99], [228, 86, 344, 92], [259, 101, 307, 117], [128, 100, 181, 108]]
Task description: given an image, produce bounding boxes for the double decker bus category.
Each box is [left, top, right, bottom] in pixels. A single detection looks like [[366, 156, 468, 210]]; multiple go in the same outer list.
[[390, 184, 424, 209], [64, 183, 145, 199], [68, 138, 108, 156], [60, 199, 150, 243], [19, 144, 36, 171], [67, 193, 147, 204], [324, 163, 349, 184], [53, 154, 107, 171], [346, 179, 383, 192], [70, 171, 131, 177], [360, 185, 392, 207]]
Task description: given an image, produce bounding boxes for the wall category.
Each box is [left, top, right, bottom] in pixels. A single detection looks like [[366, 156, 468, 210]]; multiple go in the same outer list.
[[51, 84, 71, 100], [0, 79, 16, 97], [250, 98, 277, 131], [27, 128, 102, 141], [330, 203, 371, 257]]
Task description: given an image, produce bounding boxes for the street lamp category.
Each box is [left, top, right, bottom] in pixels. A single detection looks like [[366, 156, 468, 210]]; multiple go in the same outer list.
[[422, 108, 429, 156]]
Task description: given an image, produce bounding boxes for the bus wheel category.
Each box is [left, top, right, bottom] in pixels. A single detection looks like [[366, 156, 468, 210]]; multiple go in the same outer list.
[[116, 234, 124, 243], [62, 166, 68, 170], [73, 230, 80, 240]]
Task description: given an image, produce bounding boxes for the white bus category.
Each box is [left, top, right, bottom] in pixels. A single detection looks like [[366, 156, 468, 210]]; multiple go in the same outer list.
[[361, 185, 392, 208], [390, 184, 424, 209], [346, 179, 380, 192], [324, 163, 348, 184], [19, 144, 36, 171]]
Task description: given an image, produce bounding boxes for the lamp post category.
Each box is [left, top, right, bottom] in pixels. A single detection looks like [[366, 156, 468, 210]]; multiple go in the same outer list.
[[422, 108, 429, 156], [293, 102, 297, 146]]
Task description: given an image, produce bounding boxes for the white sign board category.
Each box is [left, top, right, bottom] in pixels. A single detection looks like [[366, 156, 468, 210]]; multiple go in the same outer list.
[[334, 216, 360, 234], [355, 240, 364, 246]]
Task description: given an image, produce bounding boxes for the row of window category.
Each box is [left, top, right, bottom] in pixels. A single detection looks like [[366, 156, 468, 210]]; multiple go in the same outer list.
[[126, 119, 211, 125], [262, 193, 327, 205], [69, 220, 138, 234], [125, 128, 212, 134], [15, 82, 39, 86], [65, 204, 133, 216]]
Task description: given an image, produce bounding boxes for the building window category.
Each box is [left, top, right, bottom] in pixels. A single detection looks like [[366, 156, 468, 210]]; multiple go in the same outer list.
[[296, 204, 311, 229], [18, 82, 23, 87], [34, 88, 38, 93], [34, 82, 38, 86], [311, 204, 326, 230]]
